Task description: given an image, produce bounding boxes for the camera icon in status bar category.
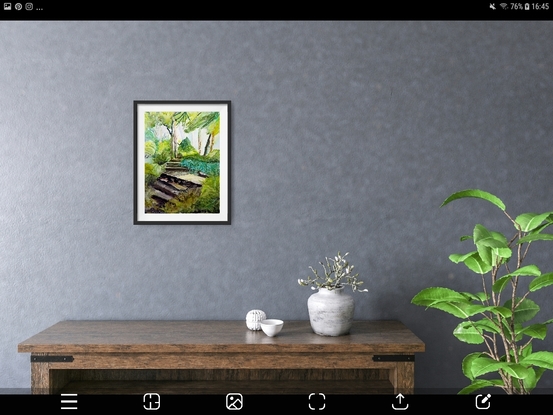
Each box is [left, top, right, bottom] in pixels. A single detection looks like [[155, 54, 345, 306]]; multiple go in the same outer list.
[[4, 3, 35, 10]]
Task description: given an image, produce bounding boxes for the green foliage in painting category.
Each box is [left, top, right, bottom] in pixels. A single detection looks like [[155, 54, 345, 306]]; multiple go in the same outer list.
[[153, 140, 172, 165], [145, 127, 158, 142], [177, 138, 198, 158], [184, 112, 220, 136], [145, 112, 174, 131], [161, 188, 201, 214], [193, 176, 220, 213], [144, 162, 163, 185], [180, 154, 220, 177], [145, 140, 157, 158], [160, 177, 220, 214], [206, 149, 220, 161]]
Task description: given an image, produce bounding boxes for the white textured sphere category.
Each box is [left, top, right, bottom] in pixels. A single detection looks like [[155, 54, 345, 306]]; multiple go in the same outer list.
[[246, 309, 267, 330]]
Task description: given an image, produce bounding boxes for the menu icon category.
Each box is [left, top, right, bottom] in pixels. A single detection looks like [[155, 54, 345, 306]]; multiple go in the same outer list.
[[61, 393, 78, 410]]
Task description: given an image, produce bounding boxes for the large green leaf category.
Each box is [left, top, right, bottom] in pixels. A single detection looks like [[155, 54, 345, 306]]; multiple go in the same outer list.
[[462, 352, 484, 381], [449, 251, 477, 264], [474, 224, 494, 266], [458, 379, 504, 394], [492, 275, 512, 293], [440, 189, 506, 211], [492, 265, 542, 293], [431, 303, 511, 320], [469, 291, 491, 302], [468, 356, 502, 377], [521, 351, 553, 370], [503, 363, 532, 380], [529, 273, 553, 292], [476, 244, 512, 266], [528, 218, 553, 236], [519, 367, 545, 393], [516, 324, 547, 340], [472, 317, 501, 335], [460, 291, 482, 302], [505, 298, 540, 323], [473, 224, 493, 243], [470, 356, 530, 379], [466, 305, 512, 318], [450, 251, 492, 274], [479, 239, 512, 261], [411, 287, 469, 307], [515, 212, 553, 232], [427, 302, 469, 319], [453, 322, 485, 344], [518, 233, 553, 244], [472, 226, 511, 266], [462, 252, 493, 275], [491, 231, 508, 245], [507, 264, 541, 277]]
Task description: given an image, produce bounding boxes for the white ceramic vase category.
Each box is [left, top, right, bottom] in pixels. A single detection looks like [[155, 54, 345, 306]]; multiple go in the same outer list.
[[307, 287, 355, 336]]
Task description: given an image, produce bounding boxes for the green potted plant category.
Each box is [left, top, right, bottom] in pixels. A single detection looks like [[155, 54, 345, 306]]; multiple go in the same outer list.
[[298, 252, 368, 336], [412, 189, 553, 394]]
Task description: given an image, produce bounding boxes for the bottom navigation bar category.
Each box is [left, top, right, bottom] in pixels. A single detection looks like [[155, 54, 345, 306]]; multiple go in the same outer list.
[[0, 393, 548, 413]]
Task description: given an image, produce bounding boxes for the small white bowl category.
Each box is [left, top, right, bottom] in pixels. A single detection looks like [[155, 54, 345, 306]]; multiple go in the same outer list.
[[260, 319, 284, 337]]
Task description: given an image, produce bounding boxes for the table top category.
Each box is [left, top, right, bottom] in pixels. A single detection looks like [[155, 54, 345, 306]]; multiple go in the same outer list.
[[18, 320, 425, 354]]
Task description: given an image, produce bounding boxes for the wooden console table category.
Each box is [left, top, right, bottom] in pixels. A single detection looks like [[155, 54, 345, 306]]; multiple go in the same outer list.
[[18, 320, 424, 395]]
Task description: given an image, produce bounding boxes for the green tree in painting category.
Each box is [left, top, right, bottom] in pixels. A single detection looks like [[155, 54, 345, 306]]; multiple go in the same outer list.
[[185, 112, 220, 156], [145, 112, 182, 159], [144, 111, 220, 159]]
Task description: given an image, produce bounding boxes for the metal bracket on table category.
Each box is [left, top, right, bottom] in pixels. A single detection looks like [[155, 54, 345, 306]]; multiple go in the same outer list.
[[31, 355, 74, 363], [372, 355, 415, 362]]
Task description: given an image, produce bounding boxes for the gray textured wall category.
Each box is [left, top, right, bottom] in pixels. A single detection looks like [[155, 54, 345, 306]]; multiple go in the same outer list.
[[1, 21, 552, 393]]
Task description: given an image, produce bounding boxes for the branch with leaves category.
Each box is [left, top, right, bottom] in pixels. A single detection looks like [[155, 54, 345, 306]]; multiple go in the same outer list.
[[298, 252, 368, 293], [412, 189, 553, 394]]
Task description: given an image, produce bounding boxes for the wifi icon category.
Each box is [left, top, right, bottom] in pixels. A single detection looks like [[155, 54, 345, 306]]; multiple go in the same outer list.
[[500, 3, 508, 8]]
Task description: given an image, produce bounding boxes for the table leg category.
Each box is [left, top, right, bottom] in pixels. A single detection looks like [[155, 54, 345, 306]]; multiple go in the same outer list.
[[30, 359, 50, 394], [389, 362, 415, 394]]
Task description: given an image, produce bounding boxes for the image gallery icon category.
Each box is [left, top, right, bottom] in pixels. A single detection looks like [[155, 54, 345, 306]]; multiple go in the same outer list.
[[226, 393, 243, 410]]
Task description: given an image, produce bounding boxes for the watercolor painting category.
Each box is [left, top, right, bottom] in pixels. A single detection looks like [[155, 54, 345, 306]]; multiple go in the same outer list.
[[134, 101, 230, 224]]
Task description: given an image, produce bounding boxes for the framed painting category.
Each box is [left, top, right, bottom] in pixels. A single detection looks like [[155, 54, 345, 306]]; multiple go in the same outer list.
[[134, 100, 231, 224]]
